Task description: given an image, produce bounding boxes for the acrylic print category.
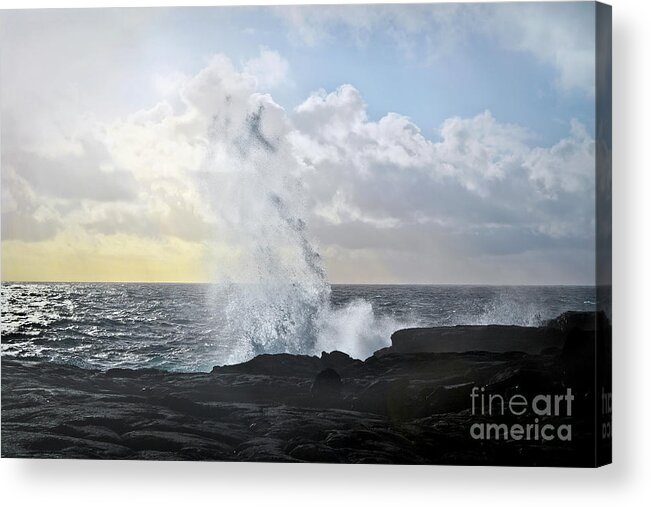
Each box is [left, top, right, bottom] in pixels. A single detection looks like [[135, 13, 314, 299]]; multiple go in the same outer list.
[[0, 2, 612, 466]]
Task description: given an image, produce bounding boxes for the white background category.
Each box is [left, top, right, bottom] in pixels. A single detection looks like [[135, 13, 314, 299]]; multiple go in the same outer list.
[[0, 0, 649, 505]]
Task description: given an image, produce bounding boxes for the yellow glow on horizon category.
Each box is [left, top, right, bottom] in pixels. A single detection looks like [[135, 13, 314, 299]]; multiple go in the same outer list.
[[1, 233, 210, 283], [1, 233, 396, 284]]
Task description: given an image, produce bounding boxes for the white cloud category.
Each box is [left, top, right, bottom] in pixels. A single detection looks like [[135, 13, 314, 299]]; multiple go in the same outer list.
[[1, 50, 285, 246], [483, 4, 596, 95], [292, 85, 437, 175], [288, 83, 596, 277], [291, 84, 591, 200], [273, 3, 595, 94], [243, 47, 290, 90], [2, 52, 596, 283], [524, 119, 595, 196], [0, 9, 161, 158], [434, 112, 530, 195]]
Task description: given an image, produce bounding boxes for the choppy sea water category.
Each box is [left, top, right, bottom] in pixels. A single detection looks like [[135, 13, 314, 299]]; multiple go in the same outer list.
[[1, 283, 596, 372]]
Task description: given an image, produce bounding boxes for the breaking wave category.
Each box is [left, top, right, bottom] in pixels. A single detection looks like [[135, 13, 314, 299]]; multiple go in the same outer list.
[[202, 97, 408, 363]]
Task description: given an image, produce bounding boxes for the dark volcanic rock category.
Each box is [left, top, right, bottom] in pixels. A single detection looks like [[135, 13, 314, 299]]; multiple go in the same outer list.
[[379, 325, 564, 356], [1, 311, 604, 466], [311, 368, 342, 398], [212, 353, 323, 377], [422, 383, 475, 415], [212, 351, 362, 379], [352, 379, 413, 418], [320, 350, 361, 371], [545, 311, 598, 333], [287, 442, 341, 463]]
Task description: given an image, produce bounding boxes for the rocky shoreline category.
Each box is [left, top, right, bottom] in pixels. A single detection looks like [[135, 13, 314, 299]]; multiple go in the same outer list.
[[1, 312, 609, 465]]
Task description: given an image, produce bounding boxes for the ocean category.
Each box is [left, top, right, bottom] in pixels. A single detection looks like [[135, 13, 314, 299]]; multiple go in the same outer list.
[[1, 282, 596, 372]]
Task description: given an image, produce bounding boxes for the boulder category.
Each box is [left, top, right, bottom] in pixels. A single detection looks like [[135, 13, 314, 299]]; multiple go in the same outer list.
[[311, 368, 342, 398], [320, 350, 360, 370]]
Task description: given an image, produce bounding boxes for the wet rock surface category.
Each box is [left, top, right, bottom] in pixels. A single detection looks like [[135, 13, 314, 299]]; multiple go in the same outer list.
[[1, 312, 607, 465]]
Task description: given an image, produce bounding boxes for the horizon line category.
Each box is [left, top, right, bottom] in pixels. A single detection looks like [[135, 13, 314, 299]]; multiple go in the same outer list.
[[0, 279, 597, 287]]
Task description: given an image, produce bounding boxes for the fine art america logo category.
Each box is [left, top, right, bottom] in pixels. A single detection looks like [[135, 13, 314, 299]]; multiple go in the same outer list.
[[469, 387, 574, 442]]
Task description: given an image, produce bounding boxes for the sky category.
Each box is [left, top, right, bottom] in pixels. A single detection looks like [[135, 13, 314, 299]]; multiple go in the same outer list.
[[0, 3, 598, 284]]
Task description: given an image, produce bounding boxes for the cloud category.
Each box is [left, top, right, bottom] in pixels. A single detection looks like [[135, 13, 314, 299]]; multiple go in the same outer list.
[[2, 46, 291, 237], [1, 166, 59, 242], [3, 136, 136, 202], [272, 3, 595, 94], [482, 3, 596, 95], [288, 84, 595, 282], [0, 8, 163, 158], [276, 4, 462, 52], [2, 51, 595, 284], [291, 84, 591, 201], [524, 119, 595, 196], [1, 47, 302, 281], [243, 47, 290, 90], [434, 112, 531, 195]]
